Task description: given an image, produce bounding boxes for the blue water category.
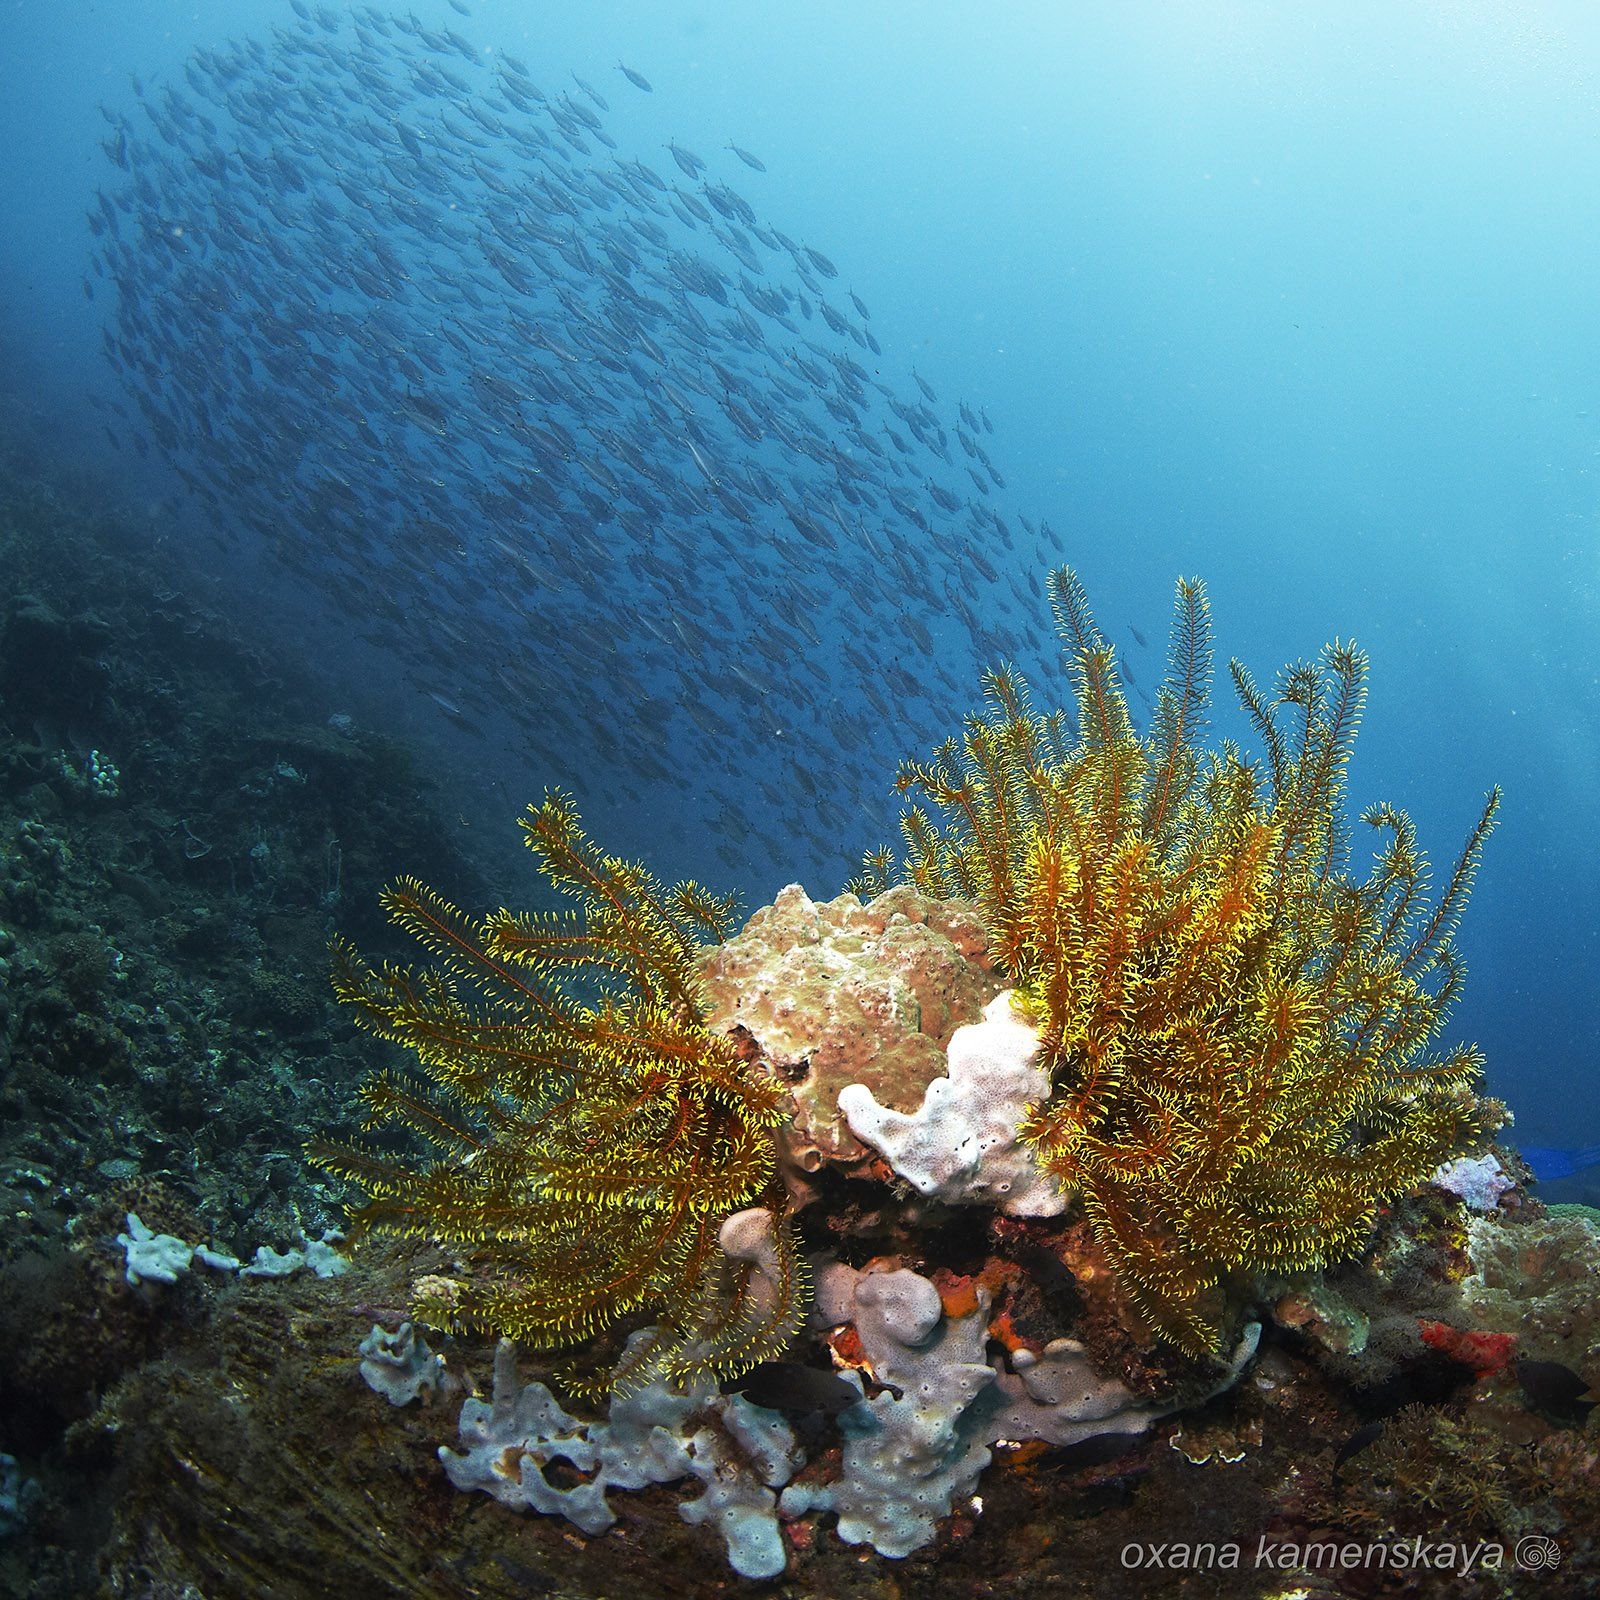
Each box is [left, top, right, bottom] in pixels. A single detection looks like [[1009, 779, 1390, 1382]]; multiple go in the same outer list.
[[2, 0, 1597, 1145]]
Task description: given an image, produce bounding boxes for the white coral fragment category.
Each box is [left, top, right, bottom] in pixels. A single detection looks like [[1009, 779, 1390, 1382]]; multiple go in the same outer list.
[[780, 1266, 995, 1559], [359, 1321, 448, 1406], [1430, 1151, 1514, 1213], [838, 991, 1064, 1216], [441, 1332, 797, 1579], [117, 1212, 241, 1286]]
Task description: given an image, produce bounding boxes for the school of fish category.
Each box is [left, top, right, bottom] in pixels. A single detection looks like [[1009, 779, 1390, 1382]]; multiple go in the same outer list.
[[84, 2, 1099, 890]]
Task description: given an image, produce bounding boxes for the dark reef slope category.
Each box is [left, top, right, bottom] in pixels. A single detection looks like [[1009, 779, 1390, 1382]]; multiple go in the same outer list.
[[0, 437, 479, 1569]]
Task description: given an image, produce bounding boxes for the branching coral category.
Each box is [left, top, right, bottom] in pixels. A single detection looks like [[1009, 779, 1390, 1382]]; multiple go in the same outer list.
[[312, 791, 807, 1393], [853, 568, 1498, 1357]]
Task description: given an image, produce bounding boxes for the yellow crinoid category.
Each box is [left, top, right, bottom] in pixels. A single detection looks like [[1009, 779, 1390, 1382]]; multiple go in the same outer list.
[[852, 568, 1498, 1357], [313, 791, 806, 1394]]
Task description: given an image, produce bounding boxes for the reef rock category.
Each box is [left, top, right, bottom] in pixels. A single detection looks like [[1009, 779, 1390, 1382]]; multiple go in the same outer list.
[[1461, 1207, 1600, 1374]]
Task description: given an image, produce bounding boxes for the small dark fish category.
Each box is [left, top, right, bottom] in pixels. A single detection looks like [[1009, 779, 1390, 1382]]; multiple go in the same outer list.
[[617, 60, 652, 92], [447, 0, 472, 14], [1046, 1431, 1145, 1473], [1331, 1419, 1384, 1486], [721, 1361, 861, 1417], [803, 244, 838, 278], [728, 142, 766, 172], [1128, 623, 1149, 648], [667, 141, 705, 179], [1517, 1359, 1597, 1420], [572, 72, 609, 110], [490, 1554, 556, 1593]]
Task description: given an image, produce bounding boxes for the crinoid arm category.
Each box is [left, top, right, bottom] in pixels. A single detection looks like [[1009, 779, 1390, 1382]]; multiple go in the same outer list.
[[874, 567, 1499, 1357]]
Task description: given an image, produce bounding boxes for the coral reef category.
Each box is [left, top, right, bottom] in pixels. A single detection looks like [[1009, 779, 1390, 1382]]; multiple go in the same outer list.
[[260, 566, 1520, 1585], [303, 844, 1286, 1574], [1460, 1207, 1600, 1375], [2, 494, 1592, 1597], [1349, 1403, 1597, 1544], [2, 853, 1598, 1596], [0, 453, 482, 1261]]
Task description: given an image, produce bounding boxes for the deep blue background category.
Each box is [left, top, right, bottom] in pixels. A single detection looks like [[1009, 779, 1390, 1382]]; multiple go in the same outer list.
[[2, 0, 1596, 1142]]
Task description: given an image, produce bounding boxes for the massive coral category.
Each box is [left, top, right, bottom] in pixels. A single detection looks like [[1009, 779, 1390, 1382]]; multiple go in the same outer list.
[[696, 881, 998, 1180], [853, 568, 1499, 1356]]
